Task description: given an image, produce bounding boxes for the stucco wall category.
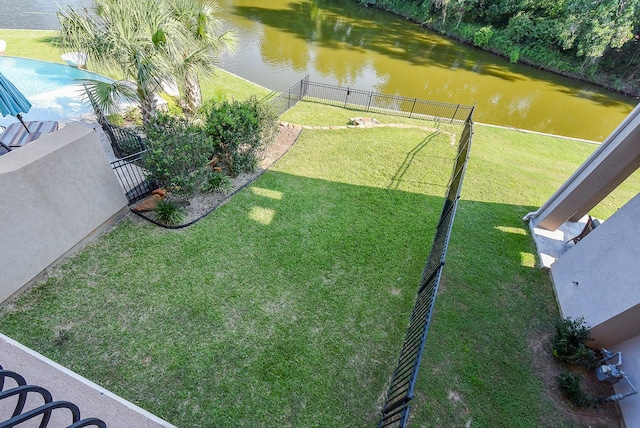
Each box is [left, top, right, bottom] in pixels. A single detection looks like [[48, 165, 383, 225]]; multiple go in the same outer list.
[[0, 124, 128, 304], [550, 192, 640, 348]]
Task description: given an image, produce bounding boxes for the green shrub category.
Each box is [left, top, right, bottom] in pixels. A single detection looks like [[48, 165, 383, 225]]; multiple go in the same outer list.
[[203, 96, 278, 177], [552, 317, 598, 369], [154, 200, 187, 225], [122, 107, 143, 127], [473, 26, 494, 48], [200, 171, 234, 194], [142, 112, 217, 195], [506, 12, 534, 44], [509, 46, 521, 63], [557, 371, 595, 408]]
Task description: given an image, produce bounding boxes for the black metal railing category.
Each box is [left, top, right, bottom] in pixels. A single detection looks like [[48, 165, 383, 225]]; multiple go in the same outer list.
[[100, 120, 146, 160], [0, 365, 107, 427], [271, 76, 474, 123], [269, 77, 309, 117], [378, 112, 474, 428], [110, 151, 156, 205]]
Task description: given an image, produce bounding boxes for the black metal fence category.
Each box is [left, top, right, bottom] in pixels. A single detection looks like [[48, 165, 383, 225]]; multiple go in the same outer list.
[[269, 77, 309, 117], [0, 365, 107, 427], [110, 151, 155, 205], [271, 76, 474, 123], [378, 113, 474, 428]]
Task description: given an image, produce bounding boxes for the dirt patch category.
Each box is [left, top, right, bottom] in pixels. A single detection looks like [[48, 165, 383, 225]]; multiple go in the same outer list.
[[133, 122, 303, 227], [528, 332, 623, 427]]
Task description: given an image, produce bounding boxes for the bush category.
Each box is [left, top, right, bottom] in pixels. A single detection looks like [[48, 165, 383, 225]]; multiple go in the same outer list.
[[154, 200, 187, 225], [506, 12, 534, 44], [552, 317, 598, 369], [200, 171, 233, 194], [142, 112, 217, 195], [509, 46, 521, 63], [106, 113, 126, 127], [557, 371, 595, 408], [473, 26, 494, 48], [203, 96, 278, 177]]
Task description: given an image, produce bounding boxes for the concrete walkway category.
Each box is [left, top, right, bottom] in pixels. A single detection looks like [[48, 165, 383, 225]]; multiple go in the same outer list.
[[0, 334, 175, 428]]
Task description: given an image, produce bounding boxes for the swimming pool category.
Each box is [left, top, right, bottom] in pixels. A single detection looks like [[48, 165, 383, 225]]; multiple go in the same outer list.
[[0, 56, 110, 126]]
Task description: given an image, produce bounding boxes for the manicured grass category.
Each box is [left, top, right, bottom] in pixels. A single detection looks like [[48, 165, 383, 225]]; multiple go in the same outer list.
[[0, 29, 63, 63], [281, 100, 462, 134], [1, 126, 456, 427], [409, 124, 640, 427], [199, 68, 273, 102]]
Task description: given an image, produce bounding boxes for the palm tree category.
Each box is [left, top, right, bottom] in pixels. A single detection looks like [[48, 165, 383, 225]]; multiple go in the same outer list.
[[168, 0, 236, 114], [58, 0, 188, 124]]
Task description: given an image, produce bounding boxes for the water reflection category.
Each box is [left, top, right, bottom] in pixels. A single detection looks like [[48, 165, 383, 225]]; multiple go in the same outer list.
[[0, 0, 636, 140], [221, 0, 636, 140]]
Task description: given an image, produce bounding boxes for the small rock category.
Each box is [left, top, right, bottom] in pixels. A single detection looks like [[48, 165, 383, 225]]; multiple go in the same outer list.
[[350, 117, 379, 126]]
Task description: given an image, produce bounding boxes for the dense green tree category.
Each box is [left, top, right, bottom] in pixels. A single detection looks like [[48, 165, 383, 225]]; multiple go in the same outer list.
[[560, 0, 640, 71]]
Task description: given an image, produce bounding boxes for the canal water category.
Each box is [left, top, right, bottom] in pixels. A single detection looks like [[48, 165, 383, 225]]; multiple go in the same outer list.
[[1, 0, 637, 140]]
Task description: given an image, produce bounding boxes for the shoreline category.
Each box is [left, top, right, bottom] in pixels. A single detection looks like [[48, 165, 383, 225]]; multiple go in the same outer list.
[[358, 3, 640, 100]]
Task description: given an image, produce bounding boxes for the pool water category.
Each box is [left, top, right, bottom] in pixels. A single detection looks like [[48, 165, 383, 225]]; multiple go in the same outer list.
[[0, 56, 110, 126]]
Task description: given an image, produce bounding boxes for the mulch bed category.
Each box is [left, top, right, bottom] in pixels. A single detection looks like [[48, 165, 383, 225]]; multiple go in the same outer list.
[[132, 122, 303, 228]]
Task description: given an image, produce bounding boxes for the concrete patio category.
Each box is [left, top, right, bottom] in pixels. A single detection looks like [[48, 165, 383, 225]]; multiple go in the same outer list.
[[1, 333, 176, 427]]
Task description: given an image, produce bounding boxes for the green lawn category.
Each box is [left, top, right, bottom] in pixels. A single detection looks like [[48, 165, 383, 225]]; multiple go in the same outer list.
[[0, 29, 62, 63], [3, 30, 640, 427], [1, 125, 456, 427]]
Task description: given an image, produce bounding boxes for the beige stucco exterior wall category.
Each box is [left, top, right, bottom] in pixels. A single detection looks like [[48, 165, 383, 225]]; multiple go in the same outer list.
[[550, 192, 640, 348], [0, 124, 128, 304]]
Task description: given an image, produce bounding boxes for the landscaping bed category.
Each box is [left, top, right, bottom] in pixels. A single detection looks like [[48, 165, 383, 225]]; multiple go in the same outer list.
[[132, 122, 303, 227]]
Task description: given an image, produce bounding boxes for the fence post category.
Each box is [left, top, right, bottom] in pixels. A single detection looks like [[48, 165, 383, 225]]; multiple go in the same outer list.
[[451, 104, 460, 123], [302, 75, 309, 99], [344, 88, 350, 109], [367, 92, 373, 112], [409, 98, 417, 119]]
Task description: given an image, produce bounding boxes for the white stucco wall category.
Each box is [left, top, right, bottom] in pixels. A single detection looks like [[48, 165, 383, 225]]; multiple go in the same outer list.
[[550, 192, 640, 348], [0, 124, 128, 304]]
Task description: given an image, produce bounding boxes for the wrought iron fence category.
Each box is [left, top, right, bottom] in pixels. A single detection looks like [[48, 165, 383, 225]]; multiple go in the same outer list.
[[269, 77, 309, 117], [378, 113, 474, 428], [110, 151, 155, 205], [271, 76, 474, 123], [0, 365, 107, 427]]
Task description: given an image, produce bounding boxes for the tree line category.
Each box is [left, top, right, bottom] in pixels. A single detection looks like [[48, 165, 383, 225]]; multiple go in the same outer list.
[[358, 0, 640, 96]]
